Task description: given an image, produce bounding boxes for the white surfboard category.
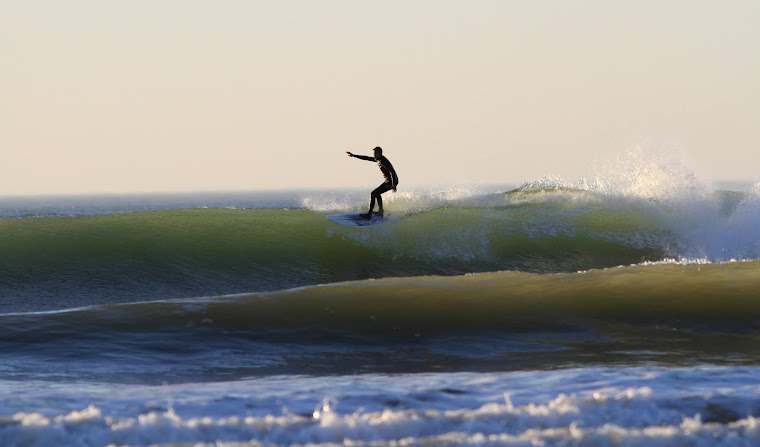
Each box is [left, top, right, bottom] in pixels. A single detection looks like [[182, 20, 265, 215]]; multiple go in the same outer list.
[[326, 213, 390, 228]]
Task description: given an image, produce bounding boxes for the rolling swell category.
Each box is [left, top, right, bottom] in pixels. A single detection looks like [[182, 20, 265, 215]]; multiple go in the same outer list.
[[0, 195, 667, 312], [7, 261, 760, 336], [2, 262, 759, 381]]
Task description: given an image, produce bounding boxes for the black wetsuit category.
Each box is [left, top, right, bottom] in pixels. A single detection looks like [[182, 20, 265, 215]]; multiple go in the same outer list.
[[353, 154, 399, 213]]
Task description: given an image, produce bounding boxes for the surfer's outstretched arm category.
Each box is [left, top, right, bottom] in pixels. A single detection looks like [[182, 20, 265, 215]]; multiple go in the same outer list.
[[346, 152, 375, 162]]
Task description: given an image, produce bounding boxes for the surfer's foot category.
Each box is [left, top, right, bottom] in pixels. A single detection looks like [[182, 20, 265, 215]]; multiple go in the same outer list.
[[360, 213, 372, 220], [376, 210, 384, 218]]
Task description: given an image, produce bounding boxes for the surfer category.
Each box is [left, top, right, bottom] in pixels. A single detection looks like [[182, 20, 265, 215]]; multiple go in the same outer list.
[[346, 147, 399, 219]]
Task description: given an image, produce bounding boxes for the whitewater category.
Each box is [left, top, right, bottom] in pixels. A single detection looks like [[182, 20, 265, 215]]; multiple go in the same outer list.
[[2, 152, 760, 446]]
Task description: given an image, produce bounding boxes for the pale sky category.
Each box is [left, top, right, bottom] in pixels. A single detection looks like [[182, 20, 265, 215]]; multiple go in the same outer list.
[[2, 1, 758, 195]]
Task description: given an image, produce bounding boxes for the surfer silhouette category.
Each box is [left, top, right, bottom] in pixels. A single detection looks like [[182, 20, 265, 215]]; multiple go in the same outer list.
[[346, 146, 399, 219]]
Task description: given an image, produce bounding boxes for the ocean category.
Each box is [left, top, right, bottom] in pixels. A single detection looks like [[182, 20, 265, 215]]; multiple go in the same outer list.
[[2, 177, 760, 446]]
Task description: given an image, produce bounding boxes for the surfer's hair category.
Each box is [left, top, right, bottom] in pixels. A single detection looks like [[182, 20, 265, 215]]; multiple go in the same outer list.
[[373, 146, 383, 154]]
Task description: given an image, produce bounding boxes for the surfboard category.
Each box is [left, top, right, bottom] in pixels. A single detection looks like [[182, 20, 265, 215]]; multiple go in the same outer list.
[[326, 213, 390, 227]]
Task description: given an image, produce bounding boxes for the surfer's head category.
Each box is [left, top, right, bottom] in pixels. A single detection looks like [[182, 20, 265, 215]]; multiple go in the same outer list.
[[373, 146, 383, 157]]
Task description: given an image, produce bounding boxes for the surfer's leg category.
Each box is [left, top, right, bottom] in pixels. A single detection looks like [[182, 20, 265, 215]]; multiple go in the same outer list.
[[373, 182, 393, 215], [363, 183, 392, 219], [368, 191, 378, 213], [362, 188, 379, 219]]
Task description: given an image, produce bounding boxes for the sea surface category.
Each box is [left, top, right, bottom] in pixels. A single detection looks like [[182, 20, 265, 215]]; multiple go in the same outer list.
[[2, 172, 760, 445]]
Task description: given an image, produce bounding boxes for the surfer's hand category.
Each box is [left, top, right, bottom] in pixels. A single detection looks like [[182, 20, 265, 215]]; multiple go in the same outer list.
[[392, 187, 397, 192], [346, 151, 353, 157]]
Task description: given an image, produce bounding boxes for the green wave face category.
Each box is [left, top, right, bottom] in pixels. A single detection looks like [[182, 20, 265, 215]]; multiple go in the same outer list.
[[2, 185, 758, 313], [0, 200, 666, 311]]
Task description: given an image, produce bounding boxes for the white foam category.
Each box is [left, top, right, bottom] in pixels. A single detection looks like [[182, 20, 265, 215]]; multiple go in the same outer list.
[[526, 144, 760, 263], [3, 367, 760, 446], [299, 184, 511, 215]]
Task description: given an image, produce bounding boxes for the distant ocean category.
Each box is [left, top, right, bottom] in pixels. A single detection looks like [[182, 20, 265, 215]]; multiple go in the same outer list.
[[2, 173, 760, 445]]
